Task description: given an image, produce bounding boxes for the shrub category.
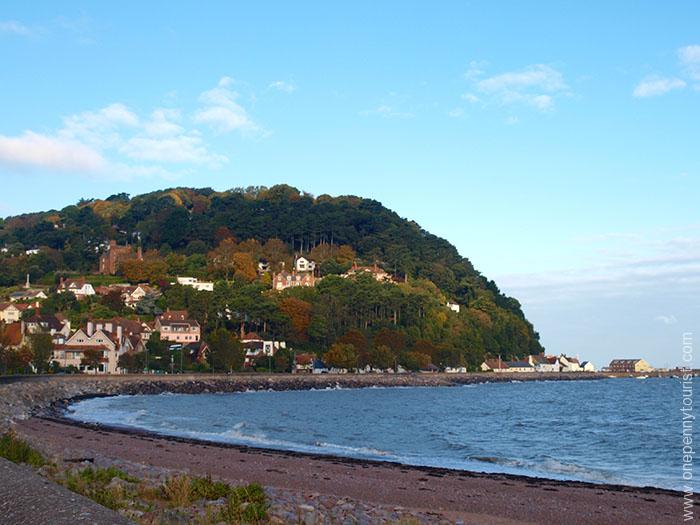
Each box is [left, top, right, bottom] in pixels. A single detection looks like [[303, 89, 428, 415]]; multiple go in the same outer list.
[[191, 474, 232, 500], [0, 432, 45, 467], [163, 474, 194, 507], [63, 466, 137, 511], [217, 484, 268, 524]]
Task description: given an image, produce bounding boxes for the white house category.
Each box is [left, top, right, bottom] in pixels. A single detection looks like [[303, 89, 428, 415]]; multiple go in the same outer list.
[[581, 361, 596, 372], [53, 324, 131, 374], [294, 256, 316, 273], [559, 355, 582, 372], [241, 332, 286, 367], [530, 355, 561, 372], [445, 366, 467, 373], [446, 301, 461, 313], [57, 278, 96, 299], [175, 277, 214, 292], [0, 303, 30, 323]]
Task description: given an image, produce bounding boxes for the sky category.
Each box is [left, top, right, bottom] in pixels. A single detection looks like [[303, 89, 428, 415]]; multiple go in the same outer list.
[[0, 2, 698, 368]]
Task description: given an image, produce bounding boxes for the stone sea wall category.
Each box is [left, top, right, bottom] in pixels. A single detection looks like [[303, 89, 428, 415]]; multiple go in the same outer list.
[[0, 372, 606, 430]]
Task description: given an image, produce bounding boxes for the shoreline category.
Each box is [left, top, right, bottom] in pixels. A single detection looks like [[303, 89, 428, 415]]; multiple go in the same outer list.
[[14, 416, 687, 524], [2, 373, 691, 523]]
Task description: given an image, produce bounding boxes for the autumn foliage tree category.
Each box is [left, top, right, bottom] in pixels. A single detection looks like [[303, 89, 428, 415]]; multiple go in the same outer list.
[[324, 342, 358, 370], [279, 297, 312, 343]]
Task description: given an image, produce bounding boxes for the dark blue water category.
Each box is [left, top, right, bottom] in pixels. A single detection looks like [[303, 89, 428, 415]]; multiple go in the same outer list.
[[66, 378, 693, 490]]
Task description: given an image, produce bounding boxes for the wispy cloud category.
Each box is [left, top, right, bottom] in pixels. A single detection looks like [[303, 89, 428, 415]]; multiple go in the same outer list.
[[268, 80, 296, 93], [193, 77, 258, 133], [633, 75, 686, 97], [0, 77, 266, 180], [679, 44, 700, 82], [465, 63, 569, 111], [360, 104, 414, 119], [654, 315, 678, 325], [633, 44, 700, 97], [0, 20, 32, 36]]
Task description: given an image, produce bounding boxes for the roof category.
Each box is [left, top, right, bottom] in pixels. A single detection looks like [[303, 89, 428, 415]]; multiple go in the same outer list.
[[609, 359, 643, 364], [507, 360, 533, 368], [241, 332, 261, 341], [295, 353, 315, 365], [483, 358, 509, 370], [26, 314, 64, 332], [160, 310, 189, 321]]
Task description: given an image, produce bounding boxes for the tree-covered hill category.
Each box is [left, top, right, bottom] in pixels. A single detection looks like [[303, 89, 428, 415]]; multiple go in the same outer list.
[[0, 185, 543, 365]]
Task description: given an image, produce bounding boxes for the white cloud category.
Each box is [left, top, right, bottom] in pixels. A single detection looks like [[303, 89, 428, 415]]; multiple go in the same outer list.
[[465, 63, 569, 111], [447, 107, 464, 118], [0, 20, 31, 36], [654, 315, 678, 325], [121, 134, 226, 166], [633, 76, 686, 97], [0, 131, 106, 172], [678, 44, 700, 80], [143, 109, 184, 137], [194, 77, 257, 133], [269, 80, 296, 93], [360, 105, 414, 119]]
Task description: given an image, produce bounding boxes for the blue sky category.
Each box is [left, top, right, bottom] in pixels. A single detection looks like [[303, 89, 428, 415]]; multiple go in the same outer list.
[[1, 2, 698, 367]]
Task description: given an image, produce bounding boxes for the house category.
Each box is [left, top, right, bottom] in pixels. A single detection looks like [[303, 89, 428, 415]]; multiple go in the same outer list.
[[294, 353, 315, 373], [175, 277, 214, 292], [24, 314, 71, 344], [294, 256, 316, 273], [559, 355, 582, 372], [480, 358, 510, 373], [445, 366, 468, 373], [581, 361, 596, 372], [272, 271, 315, 291], [608, 358, 653, 374], [57, 278, 96, 299], [99, 240, 143, 275], [25, 248, 40, 255], [530, 355, 561, 373], [257, 259, 271, 274], [52, 321, 134, 374], [95, 284, 157, 308], [241, 332, 286, 367], [155, 310, 201, 343], [446, 301, 461, 313], [88, 317, 152, 342], [420, 363, 440, 373], [0, 303, 30, 323], [504, 360, 535, 373], [342, 263, 391, 282], [9, 289, 48, 302]]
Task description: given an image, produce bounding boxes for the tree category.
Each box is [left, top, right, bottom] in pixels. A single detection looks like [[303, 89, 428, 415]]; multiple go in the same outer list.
[[30, 333, 53, 374], [81, 348, 104, 373], [101, 289, 125, 313], [324, 343, 357, 370], [146, 331, 167, 371], [279, 297, 312, 343], [368, 344, 394, 370], [118, 351, 145, 373], [207, 328, 244, 373], [373, 328, 406, 355], [402, 351, 432, 371]]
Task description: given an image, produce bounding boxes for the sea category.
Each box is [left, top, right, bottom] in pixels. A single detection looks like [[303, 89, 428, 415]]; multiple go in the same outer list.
[[65, 377, 693, 491]]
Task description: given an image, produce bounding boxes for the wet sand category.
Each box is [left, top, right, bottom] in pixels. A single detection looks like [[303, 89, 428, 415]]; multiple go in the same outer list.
[[15, 416, 689, 525]]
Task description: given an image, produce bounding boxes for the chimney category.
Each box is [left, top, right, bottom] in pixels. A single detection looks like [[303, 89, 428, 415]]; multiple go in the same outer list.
[[87, 321, 94, 336]]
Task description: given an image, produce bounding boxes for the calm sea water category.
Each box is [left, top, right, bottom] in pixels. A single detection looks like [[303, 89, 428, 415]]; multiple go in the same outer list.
[[66, 377, 692, 490]]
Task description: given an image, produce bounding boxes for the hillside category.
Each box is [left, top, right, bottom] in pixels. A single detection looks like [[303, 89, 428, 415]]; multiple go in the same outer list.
[[0, 185, 543, 367]]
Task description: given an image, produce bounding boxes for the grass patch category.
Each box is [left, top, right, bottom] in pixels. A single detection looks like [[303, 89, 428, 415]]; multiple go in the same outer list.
[[217, 483, 268, 524], [63, 466, 138, 511], [0, 431, 46, 467], [191, 474, 233, 500]]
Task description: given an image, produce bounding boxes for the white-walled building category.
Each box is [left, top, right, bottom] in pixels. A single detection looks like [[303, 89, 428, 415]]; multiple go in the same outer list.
[[176, 277, 214, 292]]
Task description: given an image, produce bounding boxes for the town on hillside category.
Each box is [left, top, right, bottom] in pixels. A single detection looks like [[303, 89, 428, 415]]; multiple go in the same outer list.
[[0, 241, 649, 376]]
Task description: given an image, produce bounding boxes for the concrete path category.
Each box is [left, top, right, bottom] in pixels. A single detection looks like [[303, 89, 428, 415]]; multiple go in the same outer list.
[[0, 458, 133, 525]]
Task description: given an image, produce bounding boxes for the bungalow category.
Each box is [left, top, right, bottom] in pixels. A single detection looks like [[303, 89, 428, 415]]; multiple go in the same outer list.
[[9, 289, 48, 302], [57, 278, 96, 299], [175, 277, 214, 292], [0, 303, 30, 323], [480, 358, 510, 373], [505, 360, 535, 373], [294, 352, 315, 373], [155, 310, 200, 344]]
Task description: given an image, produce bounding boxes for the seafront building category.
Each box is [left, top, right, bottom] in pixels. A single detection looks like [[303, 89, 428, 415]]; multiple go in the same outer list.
[[607, 359, 654, 373]]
